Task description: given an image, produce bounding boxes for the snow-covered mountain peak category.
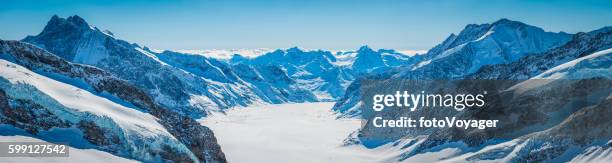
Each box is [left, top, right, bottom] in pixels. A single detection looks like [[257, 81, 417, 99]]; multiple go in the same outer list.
[[490, 18, 525, 27], [334, 19, 575, 118], [65, 15, 88, 26], [41, 15, 91, 35], [23, 15, 117, 64], [447, 22, 490, 46], [427, 18, 568, 59], [416, 18, 572, 74], [30, 15, 117, 41]]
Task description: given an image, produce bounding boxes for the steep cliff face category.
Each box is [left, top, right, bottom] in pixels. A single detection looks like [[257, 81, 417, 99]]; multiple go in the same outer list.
[[401, 50, 611, 161], [469, 27, 612, 79], [331, 19, 611, 162], [0, 40, 226, 163], [23, 15, 255, 118], [333, 19, 573, 117], [22, 15, 416, 118], [406, 18, 572, 78], [6, 14, 609, 162], [347, 47, 611, 162]]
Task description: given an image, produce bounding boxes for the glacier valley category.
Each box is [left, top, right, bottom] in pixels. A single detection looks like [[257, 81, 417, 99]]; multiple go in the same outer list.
[[0, 14, 610, 163], [199, 103, 407, 163]]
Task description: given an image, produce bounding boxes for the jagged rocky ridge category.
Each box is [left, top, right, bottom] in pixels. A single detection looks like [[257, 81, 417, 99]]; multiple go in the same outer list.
[[333, 19, 612, 162], [2, 14, 609, 162], [394, 50, 611, 162], [0, 14, 419, 162], [23, 15, 245, 118], [0, 40, 226, 162], [333, 18, 573, 117], [469, 26, 612, 79], [227, 46, 417, 101], [23, 15, 417, 118]]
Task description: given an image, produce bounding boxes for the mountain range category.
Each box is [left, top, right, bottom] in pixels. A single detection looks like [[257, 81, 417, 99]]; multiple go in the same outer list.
[[0, 15, 420, 162], [332, 19, 611, 162], [21, 15, 417, 118], [0, 15, 610, 162]]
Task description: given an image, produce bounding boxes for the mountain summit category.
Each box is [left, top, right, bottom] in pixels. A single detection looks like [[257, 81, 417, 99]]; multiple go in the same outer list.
[[21, 15, 415, 117], [24, 15, 114, 64], [45, 15, 91, 32], [334, 18, 573, 117]]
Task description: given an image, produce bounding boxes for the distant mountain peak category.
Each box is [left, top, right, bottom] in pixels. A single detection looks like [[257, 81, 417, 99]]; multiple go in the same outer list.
[[491, 18, 535, 30], [66, 15, 89, 27], [44, 15, 90, 32], [357, 45, 374, 53], [49, 14, 61, 22], [22, 15, 126, 64], [458, 18, 532, 36], [426, 18, 569, 58], [463, 23, 489, 30], [492, 18, 518, 25], [286, 46, 303, 53]]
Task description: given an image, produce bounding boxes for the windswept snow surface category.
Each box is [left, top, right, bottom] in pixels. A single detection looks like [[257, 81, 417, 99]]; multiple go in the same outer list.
[[0, 60, 171, 137], [199, 103, 403, 163], [0, 59, 197, 161], [533, 48, 612, 79], [0, 136, 138, 163]]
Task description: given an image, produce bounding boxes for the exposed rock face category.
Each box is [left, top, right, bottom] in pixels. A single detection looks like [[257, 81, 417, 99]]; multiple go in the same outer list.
[[227, 46, 417, 102], [22, 15, 417, 118], [24, 15, 229, 117], [469, 26, 612, 79], [334, 19, 573, 117], [332, 19, 611, 162], [0, 89, 71, 135], [77, 120, 120, 146], [394, 78, 611, 160], [0, 40, 226, 163]]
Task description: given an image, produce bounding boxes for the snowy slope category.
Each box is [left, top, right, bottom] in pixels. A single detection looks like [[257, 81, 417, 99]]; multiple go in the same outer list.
[[0, 39, 227, 163], [0, 60, 170, 137], [469, 26, 612, 80], [570, 140, 612, 163], [331, 19, 611, 162], [399, 18, 572, 78], [0, 59, 197, 162], [333, 19, 572, 117], [0, 136, 138, 163], [200, 103, 410, 163], [23, 15, 260, 117], [374, 51, 610, 162], [228, 46, 417, 101], [533, 48, 612, 79], [22, 15, 417, 117], [357, 65, 611, 162]]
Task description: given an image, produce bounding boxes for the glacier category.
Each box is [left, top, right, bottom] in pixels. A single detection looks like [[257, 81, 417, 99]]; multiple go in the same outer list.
[[329, 19, 612, 162], [0, 14, 609, 163], [22, 15, 417, 118], [0, 39, 227, 162], [0, 59, 197, 162]]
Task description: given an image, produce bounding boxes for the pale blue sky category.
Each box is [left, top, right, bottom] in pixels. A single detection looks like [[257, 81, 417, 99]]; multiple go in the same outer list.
[[1, 0, 611, 50]]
